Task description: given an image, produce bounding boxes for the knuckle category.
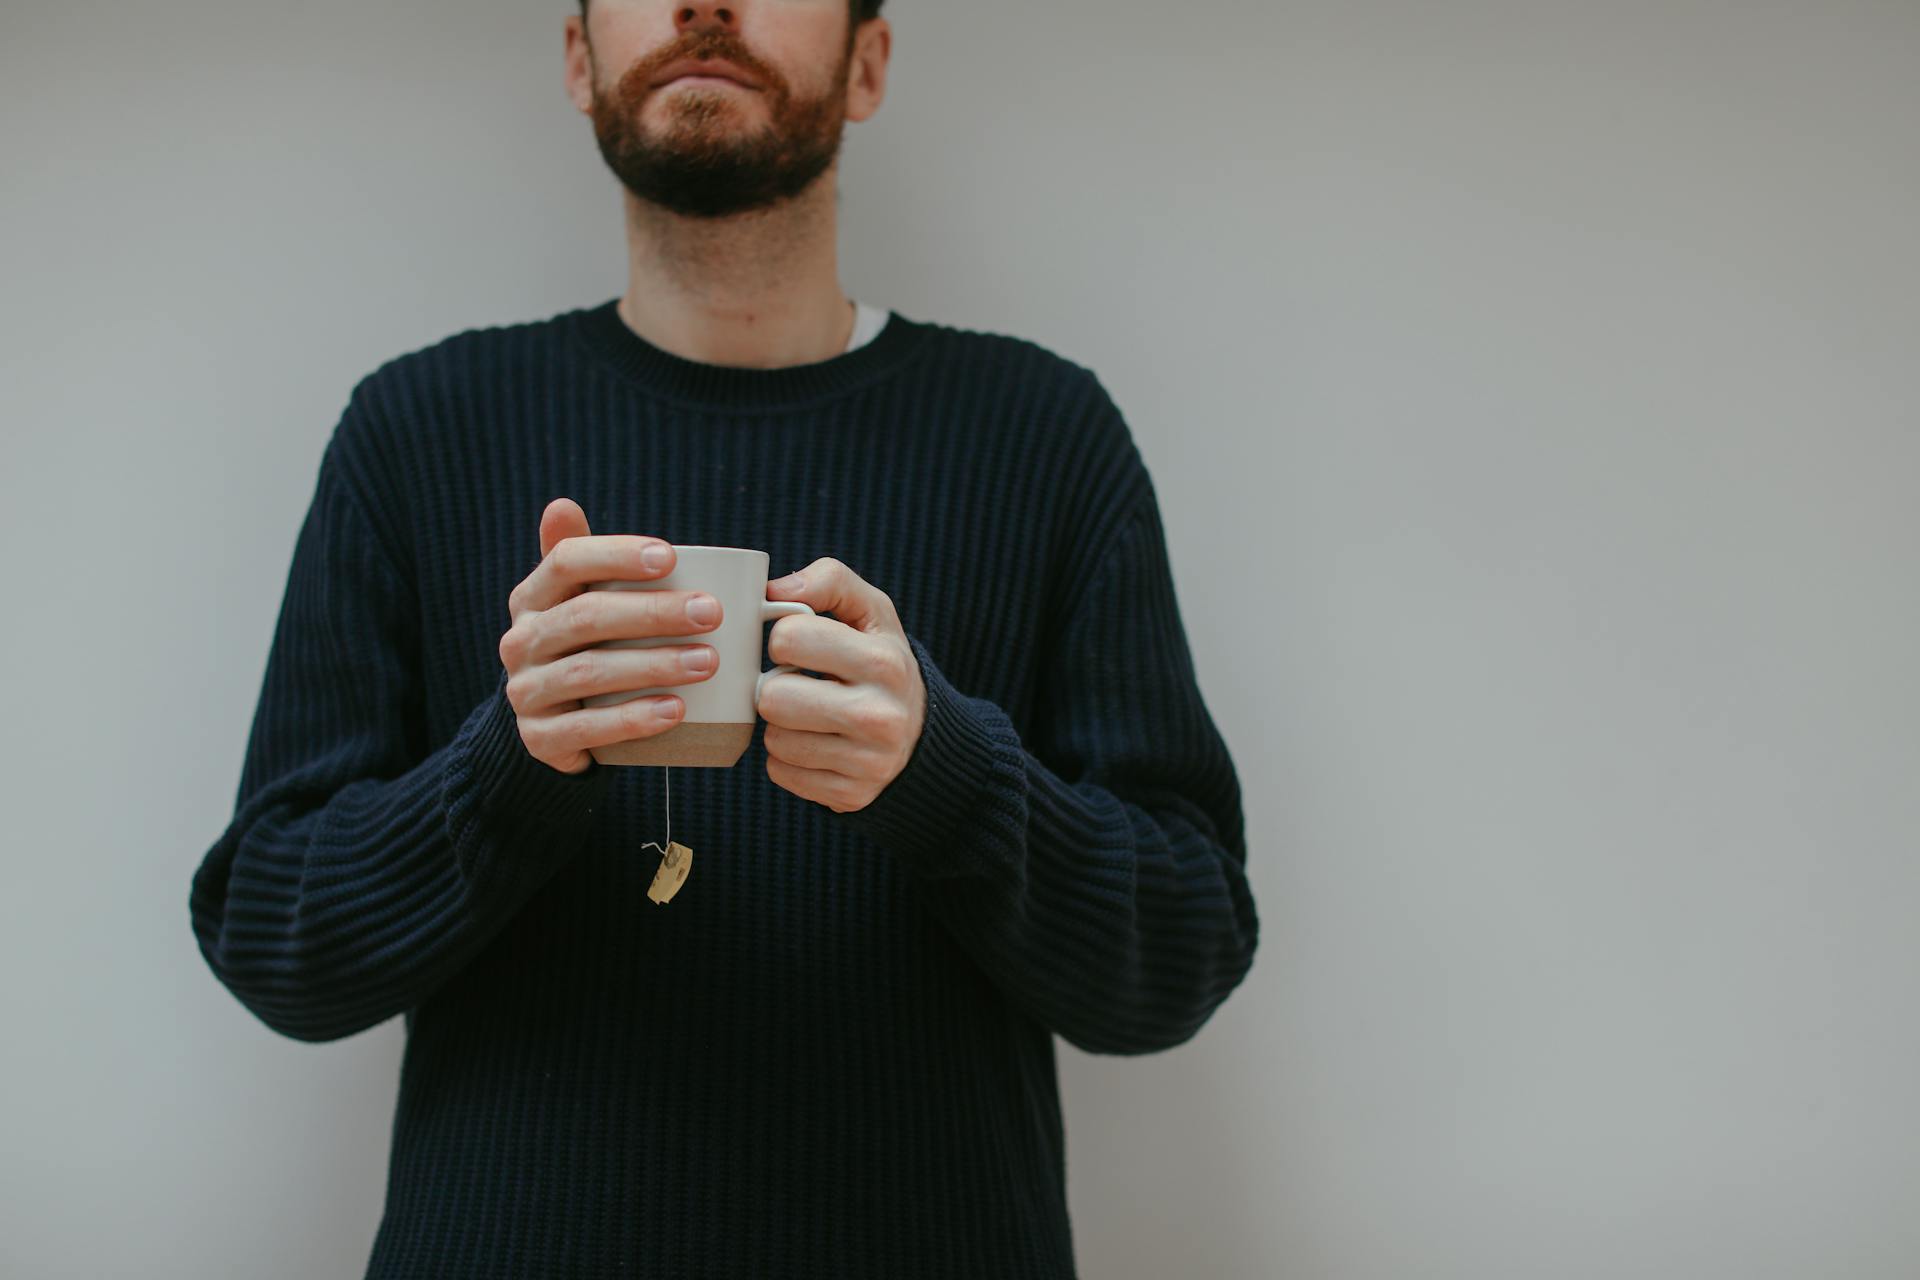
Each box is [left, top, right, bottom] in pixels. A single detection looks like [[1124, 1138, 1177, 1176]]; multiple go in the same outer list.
[[851, 698, 894, 736], [564, 650, 597, 688], [502, 622, 534, 666], [628, 699, 654, 734], [524, 613, 553, 662], [503, 669, 529, 712], [861, 644, 897, 684]]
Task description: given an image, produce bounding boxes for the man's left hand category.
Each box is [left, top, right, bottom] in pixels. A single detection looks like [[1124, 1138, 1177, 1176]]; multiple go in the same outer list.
[[757, 557, 927, 814]]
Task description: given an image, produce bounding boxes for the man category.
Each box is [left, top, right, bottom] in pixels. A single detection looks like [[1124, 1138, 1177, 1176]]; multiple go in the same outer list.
[[188, 1, 1259, 1275]]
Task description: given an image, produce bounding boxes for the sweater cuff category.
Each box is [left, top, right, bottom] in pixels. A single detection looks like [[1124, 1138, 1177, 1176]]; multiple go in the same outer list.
[[448, 668, 614, 838], [837, 633, 1015, 881]]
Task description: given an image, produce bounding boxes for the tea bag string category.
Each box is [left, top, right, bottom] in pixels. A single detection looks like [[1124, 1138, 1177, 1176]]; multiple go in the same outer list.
[[639, 764, 672, 857]]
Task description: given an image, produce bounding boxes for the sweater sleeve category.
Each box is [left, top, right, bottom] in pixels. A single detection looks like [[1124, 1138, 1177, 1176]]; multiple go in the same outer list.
[[835, 478, 1259, 1056], [189, 424, 613, 1043]]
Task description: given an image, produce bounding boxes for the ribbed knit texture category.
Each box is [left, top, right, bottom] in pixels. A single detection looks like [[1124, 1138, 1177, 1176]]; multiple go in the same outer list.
[[189, 298, 1259, 1279]]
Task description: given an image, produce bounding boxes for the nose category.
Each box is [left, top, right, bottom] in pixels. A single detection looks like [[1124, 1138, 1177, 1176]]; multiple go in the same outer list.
[[674, 3, 740, 35]]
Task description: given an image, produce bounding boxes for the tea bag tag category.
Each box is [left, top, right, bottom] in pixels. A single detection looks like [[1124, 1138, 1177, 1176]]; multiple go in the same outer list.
[[642, 765, 690, 904], [648, 840, 693, 905]]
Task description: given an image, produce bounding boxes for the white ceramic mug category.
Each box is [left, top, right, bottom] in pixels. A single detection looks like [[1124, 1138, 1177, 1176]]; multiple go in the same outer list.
[[578, 545, 814, 767]]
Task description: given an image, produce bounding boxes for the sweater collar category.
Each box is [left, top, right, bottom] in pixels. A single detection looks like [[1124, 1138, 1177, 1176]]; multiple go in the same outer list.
[[568, 296, 927, 411]]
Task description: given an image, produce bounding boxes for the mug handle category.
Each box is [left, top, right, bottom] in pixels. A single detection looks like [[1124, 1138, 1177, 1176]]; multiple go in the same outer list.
[[756, 599, 816, 706]]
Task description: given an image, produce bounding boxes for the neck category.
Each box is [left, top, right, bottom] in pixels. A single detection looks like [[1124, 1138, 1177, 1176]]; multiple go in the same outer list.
[[615, 173, 855, 370]]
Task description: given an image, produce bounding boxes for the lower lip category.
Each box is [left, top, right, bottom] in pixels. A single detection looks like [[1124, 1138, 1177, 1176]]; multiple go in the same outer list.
[[662, 75, 755, 89]]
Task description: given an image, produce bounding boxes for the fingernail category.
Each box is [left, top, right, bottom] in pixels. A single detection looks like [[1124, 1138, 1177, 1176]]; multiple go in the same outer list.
[[771, 572, 803, 591], [643, 544, 673, 571]]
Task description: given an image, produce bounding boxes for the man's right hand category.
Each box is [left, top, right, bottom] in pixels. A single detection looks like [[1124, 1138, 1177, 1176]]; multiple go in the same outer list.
[[498, 498, 723, 775]]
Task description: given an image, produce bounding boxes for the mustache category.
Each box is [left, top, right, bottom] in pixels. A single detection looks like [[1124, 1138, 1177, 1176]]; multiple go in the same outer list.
[[624, 33, 773, 95]]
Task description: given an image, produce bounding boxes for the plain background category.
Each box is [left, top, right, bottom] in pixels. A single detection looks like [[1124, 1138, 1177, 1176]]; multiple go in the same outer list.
[[4, 0, 1917, 1276]]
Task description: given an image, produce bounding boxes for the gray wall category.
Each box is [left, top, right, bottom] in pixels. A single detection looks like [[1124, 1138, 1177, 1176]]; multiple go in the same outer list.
[[4, 1, 1917, 1276]]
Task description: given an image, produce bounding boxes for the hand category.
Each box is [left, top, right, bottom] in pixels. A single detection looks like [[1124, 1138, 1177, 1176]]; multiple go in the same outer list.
[[758, 557, 927, 813], [497, 499, 723, 774]]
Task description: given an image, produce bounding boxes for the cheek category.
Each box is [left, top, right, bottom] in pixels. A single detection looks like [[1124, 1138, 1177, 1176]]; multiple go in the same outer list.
[[749, 6, 845, 78], [591, 14, 672, 81]]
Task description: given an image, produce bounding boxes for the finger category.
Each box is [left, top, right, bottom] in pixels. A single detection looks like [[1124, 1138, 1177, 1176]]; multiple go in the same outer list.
[[755, 661, 875, 734], [763, 722, 880, 775], [764, 754, 862, 812], [513, 533, 677, 619], [522, 693, 688, 757], [763, 613, 909, 690], [508, 641, 717, 715], [540, 497, 591, 560], [765, 556, 899, 637], [532, 588, 722, 664]]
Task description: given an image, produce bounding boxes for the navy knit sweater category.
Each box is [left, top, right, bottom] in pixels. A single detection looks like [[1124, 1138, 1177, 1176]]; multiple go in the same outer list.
[[189, 298, 1259, 1279]]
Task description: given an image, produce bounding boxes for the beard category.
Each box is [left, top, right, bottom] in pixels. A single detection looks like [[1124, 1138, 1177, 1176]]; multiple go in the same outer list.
[[587, 31, 854, 219]]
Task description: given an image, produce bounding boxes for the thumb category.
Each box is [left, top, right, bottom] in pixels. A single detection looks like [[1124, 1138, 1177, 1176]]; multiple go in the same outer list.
[[539, 497, 592, 560]]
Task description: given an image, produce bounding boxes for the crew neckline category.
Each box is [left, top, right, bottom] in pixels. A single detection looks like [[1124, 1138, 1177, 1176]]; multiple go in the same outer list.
[[567, 296, 928, 411]]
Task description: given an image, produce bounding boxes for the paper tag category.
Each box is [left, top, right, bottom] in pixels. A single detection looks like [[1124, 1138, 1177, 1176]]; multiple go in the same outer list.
[[647, 840, 693, 905]]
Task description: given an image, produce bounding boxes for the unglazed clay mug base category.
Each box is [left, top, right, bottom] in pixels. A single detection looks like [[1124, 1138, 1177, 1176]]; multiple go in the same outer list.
[[578, 545, 814, 768]]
